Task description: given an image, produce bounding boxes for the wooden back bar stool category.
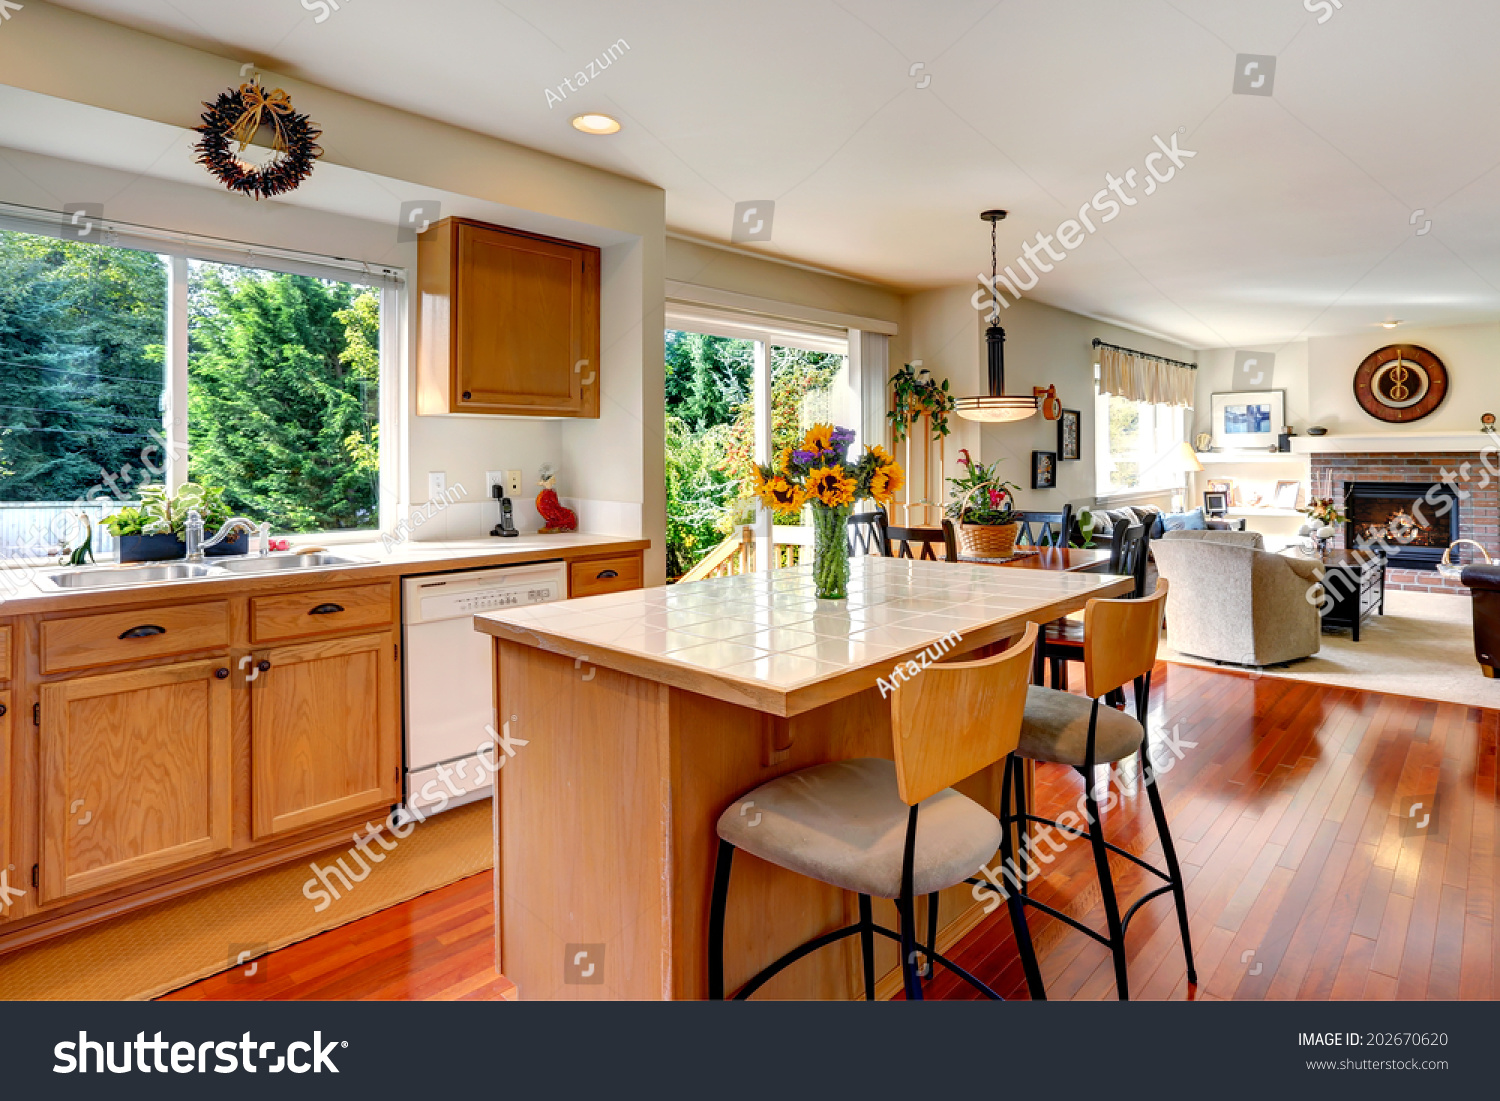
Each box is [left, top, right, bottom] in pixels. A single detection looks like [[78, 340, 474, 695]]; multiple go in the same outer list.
[[1034, 521, 1149, 692], [995, 580, 1195, 1000], [709, 624, 1040, 1001]]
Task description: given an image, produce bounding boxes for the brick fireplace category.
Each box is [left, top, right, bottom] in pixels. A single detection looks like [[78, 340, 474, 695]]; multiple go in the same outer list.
[[1310, 451, 1497, 593]]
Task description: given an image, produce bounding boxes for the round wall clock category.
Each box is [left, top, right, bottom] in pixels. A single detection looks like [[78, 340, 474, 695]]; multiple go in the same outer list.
[[1352, 344, 1448, 423]]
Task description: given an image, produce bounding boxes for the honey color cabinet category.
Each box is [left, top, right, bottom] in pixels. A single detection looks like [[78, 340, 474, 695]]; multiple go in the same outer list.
[[417, 218, 600, 417], [38, 661, 233, 903], [249, 632, 400, 839]]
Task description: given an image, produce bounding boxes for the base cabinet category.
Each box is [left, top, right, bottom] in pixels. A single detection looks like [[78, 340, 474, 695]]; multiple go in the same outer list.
[[250, 632, 399, 839], [38, 661, 232, 903]]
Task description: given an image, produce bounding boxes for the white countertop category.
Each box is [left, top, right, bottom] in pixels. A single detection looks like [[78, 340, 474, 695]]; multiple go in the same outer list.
[[476, 557, 1132, 715]]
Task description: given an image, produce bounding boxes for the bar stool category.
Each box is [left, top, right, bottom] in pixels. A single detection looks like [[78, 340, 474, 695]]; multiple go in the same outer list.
[[709, 624, 1041, 1001], [1034, 521, 1150, 691], [999, 581, 1195, 1000]]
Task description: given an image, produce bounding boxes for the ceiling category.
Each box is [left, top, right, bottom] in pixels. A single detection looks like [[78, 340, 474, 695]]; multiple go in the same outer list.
[[40, 0, 1500, 349]]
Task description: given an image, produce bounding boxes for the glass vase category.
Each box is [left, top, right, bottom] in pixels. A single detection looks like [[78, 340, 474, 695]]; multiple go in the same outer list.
[[811, 502, 852, 600]]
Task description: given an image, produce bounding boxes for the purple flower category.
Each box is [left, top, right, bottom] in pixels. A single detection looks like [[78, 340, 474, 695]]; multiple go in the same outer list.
[[791, 449, 818, 465]]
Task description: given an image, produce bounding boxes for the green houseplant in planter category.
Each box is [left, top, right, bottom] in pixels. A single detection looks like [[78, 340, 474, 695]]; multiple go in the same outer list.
[[945, 449, 1024, 559], [102, 484, 249, 562]]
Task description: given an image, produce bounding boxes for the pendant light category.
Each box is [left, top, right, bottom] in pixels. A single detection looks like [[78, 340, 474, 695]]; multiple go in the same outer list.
[[954, 210, 1040, 423]]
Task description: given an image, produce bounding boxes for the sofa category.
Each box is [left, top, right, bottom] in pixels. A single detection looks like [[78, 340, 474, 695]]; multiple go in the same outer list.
[[1150, 529, 1324, 667]]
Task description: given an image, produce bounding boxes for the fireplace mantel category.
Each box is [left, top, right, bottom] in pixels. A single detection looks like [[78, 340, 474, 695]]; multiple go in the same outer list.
[[1291, 432, 1493, 454]]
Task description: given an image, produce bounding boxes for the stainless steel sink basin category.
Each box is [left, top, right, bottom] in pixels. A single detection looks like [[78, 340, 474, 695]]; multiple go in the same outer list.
[[41, 563, 221, 590], [212, 553, 365, 574]]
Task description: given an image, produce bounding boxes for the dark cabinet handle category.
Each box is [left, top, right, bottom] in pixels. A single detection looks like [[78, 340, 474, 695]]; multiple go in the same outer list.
[[257, 660, 272, 673], [214, 668, 230, 680], [0, 703, 7, 718], [119, 625, 166, 640], [596, 570, 619, 580], [461, 391, 472, 400], [309, 603, 345, 616]]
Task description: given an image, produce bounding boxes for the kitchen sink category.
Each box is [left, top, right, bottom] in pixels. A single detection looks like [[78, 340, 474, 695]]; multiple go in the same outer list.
[[39, 552, 368, 590], [41, 563, 222, 590], [212, 553, 365, 573]]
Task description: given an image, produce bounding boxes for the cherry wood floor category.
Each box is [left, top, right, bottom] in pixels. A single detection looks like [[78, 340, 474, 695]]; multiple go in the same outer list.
[[165, 662, 1498, 1001]]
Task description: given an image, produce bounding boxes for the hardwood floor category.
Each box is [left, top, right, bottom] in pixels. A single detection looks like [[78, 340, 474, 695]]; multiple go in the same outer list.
[[163, 871, 515, 1001], [164, 662, 1497, 1001]]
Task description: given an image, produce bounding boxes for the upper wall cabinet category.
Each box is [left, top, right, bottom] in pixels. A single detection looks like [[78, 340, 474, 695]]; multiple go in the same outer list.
[[417, 218, 601, 418]]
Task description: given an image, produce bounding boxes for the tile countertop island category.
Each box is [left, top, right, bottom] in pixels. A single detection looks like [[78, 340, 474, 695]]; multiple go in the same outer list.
[[475, 557, 1133, 1000]]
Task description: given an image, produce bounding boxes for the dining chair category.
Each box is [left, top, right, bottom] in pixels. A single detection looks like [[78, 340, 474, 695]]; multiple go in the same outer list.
[[1014, 506, 1074, 549], [847, 509, 888, 557], [885, 519, 957, 563], [993, 581, 1195, 1001], [1034, 521, 1150, 691], [709, 624, 1040, 1001]]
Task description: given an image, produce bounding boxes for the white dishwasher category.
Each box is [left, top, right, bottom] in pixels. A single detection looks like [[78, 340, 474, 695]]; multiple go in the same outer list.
[[401, 561, 568, 813]]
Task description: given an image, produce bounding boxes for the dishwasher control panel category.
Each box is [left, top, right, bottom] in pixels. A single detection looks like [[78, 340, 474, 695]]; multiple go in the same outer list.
[[403, 562, 570, 625]]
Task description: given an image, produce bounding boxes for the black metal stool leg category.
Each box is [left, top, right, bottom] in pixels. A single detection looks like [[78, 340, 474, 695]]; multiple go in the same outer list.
[[708, 840, 734, 1000], [923, 892, 939, 981], [1082, 762, 1130, 1000], [1140, 737, 1198, 984], [897, 892, 923, 1000], [1001, 755, 1047, 999], [858, 894, 876, 1000]]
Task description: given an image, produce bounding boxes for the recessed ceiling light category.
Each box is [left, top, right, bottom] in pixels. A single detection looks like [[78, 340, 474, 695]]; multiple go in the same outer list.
[[1380, 319, 1403, 328], [571, 113, 621, 135]]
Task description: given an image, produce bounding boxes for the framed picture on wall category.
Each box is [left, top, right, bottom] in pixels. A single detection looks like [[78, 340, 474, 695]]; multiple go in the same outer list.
[[1211, 389, 1286, 451], [1274, 480, 1301, 510], [1031, 450, 1057, 489], [1057, 408, 1081, 461]]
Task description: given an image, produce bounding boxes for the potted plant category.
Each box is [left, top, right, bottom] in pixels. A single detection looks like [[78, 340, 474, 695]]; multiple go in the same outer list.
[[749, 425, 904, 600], [945, 449, 1024, 559], [102, 484, 249, 562]]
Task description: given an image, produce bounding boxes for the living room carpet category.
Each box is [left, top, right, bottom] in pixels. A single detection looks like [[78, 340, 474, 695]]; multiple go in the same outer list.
[[1160, 589, 1500, 710], [0, 800, 493, 1001]]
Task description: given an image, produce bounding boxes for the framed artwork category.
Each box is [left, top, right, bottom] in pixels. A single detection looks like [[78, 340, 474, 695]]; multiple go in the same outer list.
[[1031, 450, 1057, 489], [1274, 480, 1301, 510], [1206, 477, 1235, 505], [1211, 389, 1286, 451], [1057, 408, 1081, 461], [1203, 491, 1229, 517]]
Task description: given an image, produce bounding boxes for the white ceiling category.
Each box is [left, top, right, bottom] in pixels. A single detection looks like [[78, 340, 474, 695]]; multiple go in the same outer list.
[[39, 0, 1500, 349]]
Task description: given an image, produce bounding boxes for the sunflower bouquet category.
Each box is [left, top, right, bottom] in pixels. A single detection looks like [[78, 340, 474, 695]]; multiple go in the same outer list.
[[748, 424, 905, 598]]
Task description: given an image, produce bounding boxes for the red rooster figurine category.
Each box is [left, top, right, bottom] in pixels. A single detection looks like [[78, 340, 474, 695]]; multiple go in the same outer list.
[[536, 463, 578, 534]]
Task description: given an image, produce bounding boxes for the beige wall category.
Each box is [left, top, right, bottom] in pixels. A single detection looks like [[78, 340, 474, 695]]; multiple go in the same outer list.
[[900, 287, 1196, 522], [1, 0, 669, 581]]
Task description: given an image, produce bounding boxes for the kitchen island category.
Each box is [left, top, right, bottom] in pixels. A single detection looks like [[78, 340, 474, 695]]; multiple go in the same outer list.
[[476, 556, 1133, 1000]]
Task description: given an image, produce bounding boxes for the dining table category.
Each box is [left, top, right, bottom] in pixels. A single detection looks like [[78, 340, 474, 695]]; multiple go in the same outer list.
[[475, 555, 1132, 1000], [962, 545, 1114, 573]]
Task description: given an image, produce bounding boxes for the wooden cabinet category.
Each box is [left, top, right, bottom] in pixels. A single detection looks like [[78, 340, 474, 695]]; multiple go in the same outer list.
[[0, 690, 11, 920], [416, 218, 600, 418], [250, 583, 393, 643], [41, 601, 229, 674], [249, 633, 399, 839], [38, 661, 232, 903], [0, 625, 11, 681], [570, 553, 645, 598]]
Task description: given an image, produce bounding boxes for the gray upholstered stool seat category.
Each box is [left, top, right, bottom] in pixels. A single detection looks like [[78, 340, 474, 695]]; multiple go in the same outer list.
[[1018, 685, 1144, 766], [715, 757, 1002, 900]]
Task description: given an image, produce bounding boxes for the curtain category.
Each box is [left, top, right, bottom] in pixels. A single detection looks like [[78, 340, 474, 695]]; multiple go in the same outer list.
[[1097, 345, 1195, 407]]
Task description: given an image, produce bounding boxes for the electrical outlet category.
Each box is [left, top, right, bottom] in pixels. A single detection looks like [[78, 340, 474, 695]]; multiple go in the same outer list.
[[486, 471, 506, 498], [506, 470, 522, 496], [427, 472, 446, 500]]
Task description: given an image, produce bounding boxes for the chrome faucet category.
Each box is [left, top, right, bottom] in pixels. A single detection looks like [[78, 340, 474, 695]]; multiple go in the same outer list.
[[185, 511, 272, 562]]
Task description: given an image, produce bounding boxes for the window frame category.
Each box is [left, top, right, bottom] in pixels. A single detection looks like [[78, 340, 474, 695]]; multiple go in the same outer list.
[[1094, 365, 1191, 502], [0, 205, 403, 542]]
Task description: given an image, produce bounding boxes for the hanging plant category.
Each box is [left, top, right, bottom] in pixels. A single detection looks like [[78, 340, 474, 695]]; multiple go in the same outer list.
[[194, 79, 323, 200], [887, 363, 955, 443]]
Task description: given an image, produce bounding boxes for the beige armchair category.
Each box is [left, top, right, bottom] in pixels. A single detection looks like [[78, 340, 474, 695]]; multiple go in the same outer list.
[[1151, 530, 1323, 667]]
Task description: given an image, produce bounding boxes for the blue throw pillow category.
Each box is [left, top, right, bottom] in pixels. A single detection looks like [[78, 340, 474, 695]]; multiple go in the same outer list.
[[1162, 507, 1208, 532]]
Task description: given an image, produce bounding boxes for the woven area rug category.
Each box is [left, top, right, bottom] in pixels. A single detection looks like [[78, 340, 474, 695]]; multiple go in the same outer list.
[[0, 801, 493, 1001], [1160, 589, 1499, 710]]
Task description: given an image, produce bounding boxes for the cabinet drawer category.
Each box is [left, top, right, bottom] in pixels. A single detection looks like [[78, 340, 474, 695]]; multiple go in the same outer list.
[[0, 624, 10, 681], [569, 554, 643, 598], [41, 603, 229, 674], [251, 583, 394, 643]]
